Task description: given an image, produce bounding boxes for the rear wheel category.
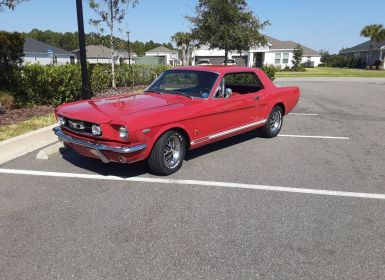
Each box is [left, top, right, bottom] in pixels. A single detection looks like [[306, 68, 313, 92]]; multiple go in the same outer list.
[[260, 106, 283, 138], [148, 130, 186, 175]]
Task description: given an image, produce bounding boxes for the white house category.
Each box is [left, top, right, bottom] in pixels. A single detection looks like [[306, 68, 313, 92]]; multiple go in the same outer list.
[[23, 38, 75, 65], [144, 46, 179, 66], [73, 45, 137, 65], [192, 36, 321, 68]]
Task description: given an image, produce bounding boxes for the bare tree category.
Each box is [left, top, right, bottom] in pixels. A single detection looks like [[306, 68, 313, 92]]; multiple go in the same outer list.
[[89, 0, 138, 88], [0, 0, 27, 12]]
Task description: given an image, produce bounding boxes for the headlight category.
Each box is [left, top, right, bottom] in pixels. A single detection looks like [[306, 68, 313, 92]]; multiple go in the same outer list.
[[119, 126, 129, 140], [91, 124, 102, 136], [58, 116, 66, 126]]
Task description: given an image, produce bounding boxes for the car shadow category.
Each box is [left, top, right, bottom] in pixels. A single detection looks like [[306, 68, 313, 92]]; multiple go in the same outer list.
[[59, 147, 149, 177], [185, 130, 264, 160], [58, 130, 265, 177]]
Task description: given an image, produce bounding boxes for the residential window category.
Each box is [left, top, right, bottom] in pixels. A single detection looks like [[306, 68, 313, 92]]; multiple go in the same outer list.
[[282, 53, 289, 64], [275, 53, 281, 64]]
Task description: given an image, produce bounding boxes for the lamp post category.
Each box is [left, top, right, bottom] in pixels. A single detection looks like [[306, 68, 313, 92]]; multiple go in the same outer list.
[[76, 0, 90, 100], [126, 31, 134, 88]]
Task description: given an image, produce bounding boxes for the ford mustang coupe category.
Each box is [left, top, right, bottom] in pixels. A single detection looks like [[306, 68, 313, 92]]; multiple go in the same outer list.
[[54, 66, 300, 175]]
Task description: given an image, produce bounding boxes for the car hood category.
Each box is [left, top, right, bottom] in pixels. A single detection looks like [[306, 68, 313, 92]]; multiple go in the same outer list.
[[57, 94, 184, 123]]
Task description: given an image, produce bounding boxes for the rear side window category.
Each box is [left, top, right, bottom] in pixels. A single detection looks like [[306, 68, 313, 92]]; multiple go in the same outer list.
[[224, 72, 263, 94]]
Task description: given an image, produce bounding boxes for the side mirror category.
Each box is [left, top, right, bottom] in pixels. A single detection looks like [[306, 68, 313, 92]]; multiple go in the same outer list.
[[224, 88, 232, 98]]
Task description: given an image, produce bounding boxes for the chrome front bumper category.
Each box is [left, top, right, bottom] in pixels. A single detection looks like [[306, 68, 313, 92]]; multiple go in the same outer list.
[[53, 126, 146, 157]]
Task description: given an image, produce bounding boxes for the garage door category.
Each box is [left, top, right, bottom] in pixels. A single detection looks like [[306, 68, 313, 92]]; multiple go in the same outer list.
[[195, 56, 225, 65], [233, 56, 248, 66], [195, 56, 248, 66]]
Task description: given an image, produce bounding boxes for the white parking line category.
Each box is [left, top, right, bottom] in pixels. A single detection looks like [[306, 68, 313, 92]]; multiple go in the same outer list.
[[278, 134, 350, 140], [289, 113, 320, 116], [0, 168, 383, 200]]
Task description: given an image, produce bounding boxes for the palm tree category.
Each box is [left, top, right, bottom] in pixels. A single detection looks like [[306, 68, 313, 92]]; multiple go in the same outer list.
[[360, 24, 385, 66], [171, 32, 192, 66]]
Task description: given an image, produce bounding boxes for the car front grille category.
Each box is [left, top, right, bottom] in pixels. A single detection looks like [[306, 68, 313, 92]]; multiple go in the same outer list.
[[60, 116, 98, 136]]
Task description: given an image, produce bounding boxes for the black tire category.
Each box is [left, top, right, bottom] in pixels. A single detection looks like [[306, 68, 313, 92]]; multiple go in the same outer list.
[[148, 130, 186, 175], [260, 106, 283, 138]]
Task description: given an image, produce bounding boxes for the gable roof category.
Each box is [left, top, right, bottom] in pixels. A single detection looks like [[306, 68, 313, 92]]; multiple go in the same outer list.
[[73, 45, 113, 58], [340, 40, 385, 53], [146, 46, 173, 53], [116, 49, 138, 58], [265, 36, 320, 56], [24, 38, 73, 56]]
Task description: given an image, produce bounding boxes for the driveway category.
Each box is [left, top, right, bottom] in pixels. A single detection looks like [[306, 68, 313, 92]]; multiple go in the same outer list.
[[1, 78, 385, 279]]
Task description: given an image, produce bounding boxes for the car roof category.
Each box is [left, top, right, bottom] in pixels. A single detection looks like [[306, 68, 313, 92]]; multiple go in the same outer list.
[[173, 65, 261, 74]]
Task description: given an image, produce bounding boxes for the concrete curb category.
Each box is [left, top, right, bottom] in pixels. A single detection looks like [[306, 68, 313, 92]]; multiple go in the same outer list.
[[0, 124, 57, 165], [36, 142, 64, 160]]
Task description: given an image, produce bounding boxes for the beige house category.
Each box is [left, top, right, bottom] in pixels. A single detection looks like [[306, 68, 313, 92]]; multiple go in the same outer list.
[[73, 45, 137, 64]]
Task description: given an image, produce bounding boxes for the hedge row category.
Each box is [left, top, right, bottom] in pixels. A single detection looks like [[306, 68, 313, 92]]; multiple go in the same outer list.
[[11, 64, 170, 106], [10, 63, 277, 107]]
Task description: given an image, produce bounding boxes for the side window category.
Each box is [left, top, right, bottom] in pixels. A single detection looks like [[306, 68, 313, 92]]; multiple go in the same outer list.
[[282, 53, 289, 64], [275, 53, 281, 64], [223, 72, 263, 95]]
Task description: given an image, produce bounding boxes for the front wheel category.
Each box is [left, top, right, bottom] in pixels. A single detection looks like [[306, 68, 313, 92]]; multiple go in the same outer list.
[[148, 130, 186, 175], [260, 106, 283, 138]]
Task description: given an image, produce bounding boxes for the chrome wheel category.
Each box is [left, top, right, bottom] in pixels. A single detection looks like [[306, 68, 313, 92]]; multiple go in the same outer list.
[[163, 134, 181, 168], [268, 110, 282, 133]]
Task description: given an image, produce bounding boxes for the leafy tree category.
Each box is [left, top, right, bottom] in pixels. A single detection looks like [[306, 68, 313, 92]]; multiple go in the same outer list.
[[0, 0, 26, 11], [319, 49, 331, 64], [89, 0, 138, 88], [360, 24, 385, 66], [0, 31, 24, 90], [171, 32, 192, 66], [188, 0, 269, 65], [291, 44, 303, 71]]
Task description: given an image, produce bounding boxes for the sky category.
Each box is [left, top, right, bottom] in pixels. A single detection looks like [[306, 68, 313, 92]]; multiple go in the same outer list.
[[0, 0, 384, 54]]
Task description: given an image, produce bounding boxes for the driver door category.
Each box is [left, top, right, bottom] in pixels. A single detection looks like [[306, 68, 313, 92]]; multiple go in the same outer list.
[[200, 72, 266, 139]]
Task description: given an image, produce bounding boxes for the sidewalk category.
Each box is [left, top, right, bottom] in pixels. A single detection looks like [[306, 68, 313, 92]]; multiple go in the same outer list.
[[0, 124, 58, 165]]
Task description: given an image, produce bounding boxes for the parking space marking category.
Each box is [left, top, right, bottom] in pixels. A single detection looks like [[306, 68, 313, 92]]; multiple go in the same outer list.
[[288, 113, 320, 116], [1, 168, 384, 200], [278, 134, 350, 140]]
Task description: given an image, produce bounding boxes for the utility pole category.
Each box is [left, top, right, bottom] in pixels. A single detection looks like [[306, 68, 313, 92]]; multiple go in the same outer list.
[[76, 0, 90, 100]]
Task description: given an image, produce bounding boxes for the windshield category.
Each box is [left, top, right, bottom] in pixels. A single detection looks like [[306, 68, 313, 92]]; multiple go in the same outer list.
[[146, 70, 219, 98]]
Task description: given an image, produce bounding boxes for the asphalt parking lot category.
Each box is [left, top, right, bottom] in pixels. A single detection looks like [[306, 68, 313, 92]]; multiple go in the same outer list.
[[1, 78, 385, 279]]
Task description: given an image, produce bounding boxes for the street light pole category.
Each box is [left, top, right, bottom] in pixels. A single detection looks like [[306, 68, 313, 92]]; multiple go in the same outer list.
[[76, 0, 90, 100], [126, 31, 134, 88]]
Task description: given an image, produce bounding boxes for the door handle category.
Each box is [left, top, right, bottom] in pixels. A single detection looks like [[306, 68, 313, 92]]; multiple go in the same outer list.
[[253, 96, 260, 100]]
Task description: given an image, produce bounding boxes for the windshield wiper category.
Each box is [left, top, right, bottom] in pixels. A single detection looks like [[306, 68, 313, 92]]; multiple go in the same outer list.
[[144, 89, 162, 94], [167, 91, 193, 99]]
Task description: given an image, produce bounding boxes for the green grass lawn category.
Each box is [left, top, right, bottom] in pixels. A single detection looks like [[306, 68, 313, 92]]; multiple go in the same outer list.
[[276, 67, 385, 78], [0, 114, 56, 141]]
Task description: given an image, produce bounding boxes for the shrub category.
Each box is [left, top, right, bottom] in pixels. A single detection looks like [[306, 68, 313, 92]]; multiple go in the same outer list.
[[0, 31, 24, 90], [0, 91, 15, 109], [260, 64, 280, 80], [13, 64, 82, 106], [12, 63, 172, 106]]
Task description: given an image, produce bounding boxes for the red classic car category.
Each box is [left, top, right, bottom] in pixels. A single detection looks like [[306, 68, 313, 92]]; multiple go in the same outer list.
[[54, 66, 300, 175]]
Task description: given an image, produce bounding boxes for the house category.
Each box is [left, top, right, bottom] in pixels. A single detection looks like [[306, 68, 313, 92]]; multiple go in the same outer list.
[[23, 38, 75, 65], [191, 36, 321, 68], [116, 49, 137, 65], [144, 46, 179, 66], [339, 40, 385, 68], [73, 45, 137, 64]]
